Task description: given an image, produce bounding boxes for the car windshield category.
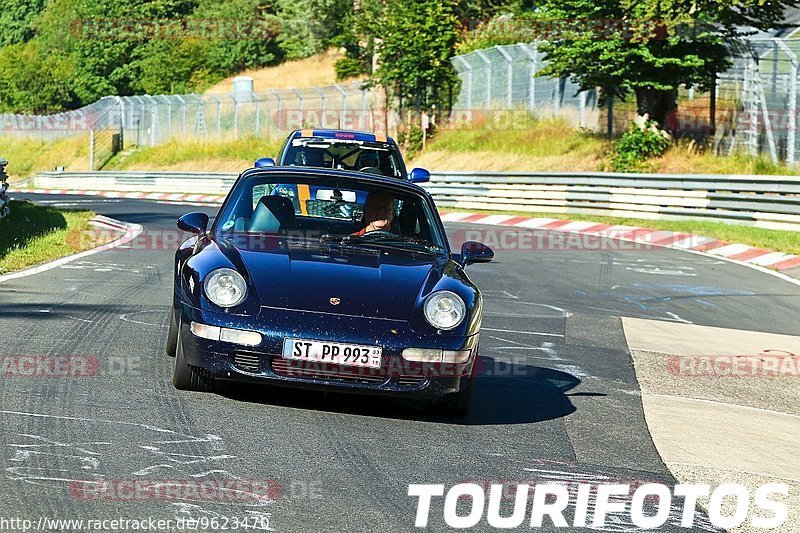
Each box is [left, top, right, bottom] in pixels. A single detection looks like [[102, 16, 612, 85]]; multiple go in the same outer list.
[[215, 174, 446, 253], [283, 138, 404, 179]]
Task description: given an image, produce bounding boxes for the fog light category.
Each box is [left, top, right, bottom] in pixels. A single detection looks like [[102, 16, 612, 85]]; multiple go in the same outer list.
[[190, 322, 262, 347]]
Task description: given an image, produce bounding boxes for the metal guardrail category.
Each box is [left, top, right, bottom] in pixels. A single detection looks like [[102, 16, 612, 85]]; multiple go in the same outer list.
[[425, 171, 800, 231], [0, 159, 9, 221], [31, 169, 800, 230], [35, 171, 237, 196]]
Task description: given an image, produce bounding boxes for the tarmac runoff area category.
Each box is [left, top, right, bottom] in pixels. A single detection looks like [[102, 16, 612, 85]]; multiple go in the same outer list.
[[622, 318, 800, 532]]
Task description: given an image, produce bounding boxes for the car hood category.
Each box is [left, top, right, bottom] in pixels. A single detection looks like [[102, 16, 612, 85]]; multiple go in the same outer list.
[[223, 241, 441, 321]]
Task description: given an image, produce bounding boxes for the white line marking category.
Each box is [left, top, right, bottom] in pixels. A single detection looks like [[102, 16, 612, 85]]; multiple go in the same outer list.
[[482, 327, 564, 338]]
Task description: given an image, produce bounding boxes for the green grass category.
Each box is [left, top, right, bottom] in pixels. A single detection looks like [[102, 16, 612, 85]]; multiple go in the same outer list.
[[104, 135, 284, 171], [451, 207, 800, 256], [0, 200, 100, 274], [0, 135, 90, 180], [431, 117, 607, 157]]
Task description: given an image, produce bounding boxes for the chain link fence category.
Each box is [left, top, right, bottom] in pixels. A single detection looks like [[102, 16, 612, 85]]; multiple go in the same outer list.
[[1, 37, 799, 169], [451, 44, 598, 129], [118, 82, 375, 148]]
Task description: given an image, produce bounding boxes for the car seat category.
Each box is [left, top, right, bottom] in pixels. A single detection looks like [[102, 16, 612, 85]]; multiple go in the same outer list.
[[298, 148, 326, 167], [249, 196, 296, 233]]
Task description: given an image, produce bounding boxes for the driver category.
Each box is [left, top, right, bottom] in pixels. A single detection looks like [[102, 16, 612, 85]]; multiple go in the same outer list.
[[352, 191, 394, 236], [356, 150, 381, 173]]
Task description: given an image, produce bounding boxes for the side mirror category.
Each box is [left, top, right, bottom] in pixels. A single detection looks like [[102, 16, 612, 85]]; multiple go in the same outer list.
[[409, 168, 430, 183], [460, 241, 494, 266], [255, 157, 275, 168], [177, 212, 209, 234]]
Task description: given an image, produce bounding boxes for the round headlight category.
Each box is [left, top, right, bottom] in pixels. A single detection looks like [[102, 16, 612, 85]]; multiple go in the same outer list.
[[204, 268, 247, 308], [424, 291, 466, 330]]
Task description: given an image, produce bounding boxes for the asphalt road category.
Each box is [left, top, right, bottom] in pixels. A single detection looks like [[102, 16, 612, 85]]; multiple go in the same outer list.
[[1, 193, 799, 532]]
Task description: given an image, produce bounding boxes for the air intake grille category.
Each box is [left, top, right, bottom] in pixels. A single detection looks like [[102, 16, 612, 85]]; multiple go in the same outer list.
[[271, 358, 386, 384], [398, 375, 426, 387], [234, 352, 262, 373]]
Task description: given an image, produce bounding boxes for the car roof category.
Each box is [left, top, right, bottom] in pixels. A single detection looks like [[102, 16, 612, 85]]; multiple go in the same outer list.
[[292, 129, 396, 145], [239, 166, 428, 195]]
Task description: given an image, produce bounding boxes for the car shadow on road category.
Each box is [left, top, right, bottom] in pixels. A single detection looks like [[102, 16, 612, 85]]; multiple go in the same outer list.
[[218, 356, 590, 426]]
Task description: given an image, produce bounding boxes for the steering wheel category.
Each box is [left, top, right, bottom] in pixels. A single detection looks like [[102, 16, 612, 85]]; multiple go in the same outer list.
[[360, 229, 393, 236], [358, 166, 384, 176]]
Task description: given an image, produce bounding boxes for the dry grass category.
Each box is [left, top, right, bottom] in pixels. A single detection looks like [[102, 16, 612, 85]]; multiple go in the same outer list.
[[1, 134, 90, 180], [411, 117, 609, 172], [104, 135, 284, 172], [410, 117, 800, 176], [651, 140, 799, 175], [204, 49, 362, 94]]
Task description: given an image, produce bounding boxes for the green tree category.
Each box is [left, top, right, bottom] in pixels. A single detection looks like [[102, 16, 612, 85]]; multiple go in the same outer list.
[[0, 41, 77, 113], [277, 0, 353, 60], [332, 0, 383, 80], [532, 0, 796, 128], [33, 0, 201, 104], [0, 0, 46, 46], [191, 0, 283, 74], [372, 0, 460, 113]]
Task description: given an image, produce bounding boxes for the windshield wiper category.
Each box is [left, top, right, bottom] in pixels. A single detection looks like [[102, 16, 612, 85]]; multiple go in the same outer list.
[[315, 234, 381, 255], [350, 233, 444, 254]]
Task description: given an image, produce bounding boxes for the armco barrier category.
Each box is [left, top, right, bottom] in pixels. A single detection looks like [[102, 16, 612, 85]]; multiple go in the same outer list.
[[426, 171, 800, 231], [0, 159, 9, 220], [31, 170, 800, 230], [35, 171, 237, 196]]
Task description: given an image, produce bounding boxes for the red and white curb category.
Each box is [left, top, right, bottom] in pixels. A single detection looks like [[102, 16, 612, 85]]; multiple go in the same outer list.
[[21, 188, 224, 205], [0, 215, 143, 284], [440, 212, 800, 272]]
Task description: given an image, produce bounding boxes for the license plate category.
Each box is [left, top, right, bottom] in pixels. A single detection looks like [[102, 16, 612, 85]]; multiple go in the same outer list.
[[281, 339, 382, 369]]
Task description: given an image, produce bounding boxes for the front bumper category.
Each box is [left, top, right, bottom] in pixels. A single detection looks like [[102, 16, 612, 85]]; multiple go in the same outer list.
[[177, 305, 478, 399]]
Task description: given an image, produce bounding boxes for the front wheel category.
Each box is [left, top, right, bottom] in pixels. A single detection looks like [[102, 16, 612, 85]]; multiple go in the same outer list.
[[172, 333, 214, 392], [165, 305, 178, 357]]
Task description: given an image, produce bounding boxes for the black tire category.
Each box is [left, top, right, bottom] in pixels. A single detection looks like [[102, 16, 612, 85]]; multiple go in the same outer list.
[[165, 305, 178, 357], [438, 373, 474, 417], [172, 333, 214, 392]]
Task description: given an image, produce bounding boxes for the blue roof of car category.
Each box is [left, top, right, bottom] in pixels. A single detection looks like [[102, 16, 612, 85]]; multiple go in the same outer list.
[[293, 129, 394, 144]]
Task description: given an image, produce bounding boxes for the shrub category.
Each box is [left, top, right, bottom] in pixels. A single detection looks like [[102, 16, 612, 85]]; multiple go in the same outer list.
[[611, 115, 671, 172]]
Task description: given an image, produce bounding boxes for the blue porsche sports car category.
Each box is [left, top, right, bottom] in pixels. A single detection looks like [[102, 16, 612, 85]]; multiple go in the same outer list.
[[166, 167, 493, 414]]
